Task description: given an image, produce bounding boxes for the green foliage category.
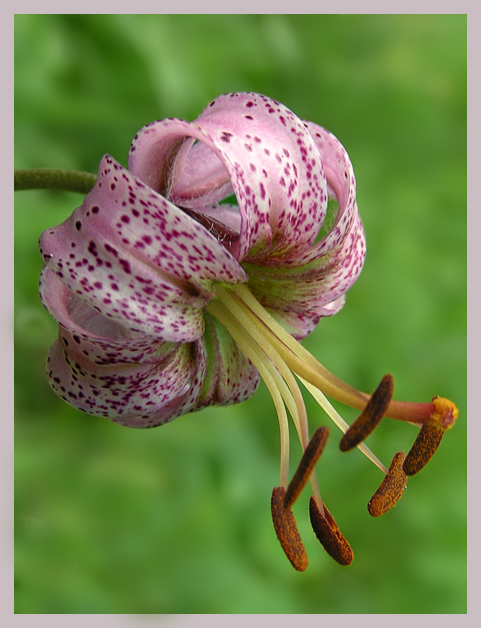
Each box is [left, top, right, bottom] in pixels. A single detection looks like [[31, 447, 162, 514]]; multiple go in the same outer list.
[[15, 14, 466, 614]]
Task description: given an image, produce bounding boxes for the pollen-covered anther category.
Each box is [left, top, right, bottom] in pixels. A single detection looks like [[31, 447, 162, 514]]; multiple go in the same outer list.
[[340, 374, 394, 452], [309, 497, 354, 566], [368, 451, 408, 516], [403, 397, 459, 476], [284, 427, 330, 509], [271, 486, 309, 571]]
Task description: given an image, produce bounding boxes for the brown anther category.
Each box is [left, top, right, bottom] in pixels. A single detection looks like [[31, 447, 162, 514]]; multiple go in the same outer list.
[[403, 425, 444, 476], [403, 397, 458, 476], [284, 427, 330, 509], [271, 487, 309, 572], [368, 451, 408, 516], [309, 498, 354, 566], [340, 374, 394, 452]]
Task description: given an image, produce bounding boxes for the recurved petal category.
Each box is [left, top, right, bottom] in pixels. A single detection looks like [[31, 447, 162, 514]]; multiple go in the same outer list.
[[41, 272, 208, 426], [129, 92, 329, 263], [39, 267, 171, 364], [41, 269, 260, 424], [39, 155, 247, 343], [47, 331, 207, 427], [244, 211, 366, 339], [291, 122, 359, 265]]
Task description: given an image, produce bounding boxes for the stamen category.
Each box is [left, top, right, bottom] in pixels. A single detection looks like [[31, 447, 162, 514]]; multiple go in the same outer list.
[[284, 427, 329, 509], [368, 451, 408, 516], [220, 285, 397, 475], [309, 498, 354, 566], [208, 284, 458, 566], [271, 487, 309, 572], [232, 284, 459, 429], [212, 285, 325, 507], [212, 284, 322, 503], [403, 397, 458, 476], [340, 374, 394, 452]]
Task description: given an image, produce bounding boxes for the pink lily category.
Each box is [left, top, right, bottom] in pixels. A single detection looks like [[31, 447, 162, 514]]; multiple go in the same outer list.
[[38, 92, 457, 570]]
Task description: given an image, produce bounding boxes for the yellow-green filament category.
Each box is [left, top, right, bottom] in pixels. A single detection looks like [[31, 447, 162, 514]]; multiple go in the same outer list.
[[215, 284, 309, 447], [213, 284, 387, 475], [232, 284, 369, 408], [207, 293, 324, 507], [213, 287, 327, 506], [231, 285, 456, 427], [207, 300, 291, 487]]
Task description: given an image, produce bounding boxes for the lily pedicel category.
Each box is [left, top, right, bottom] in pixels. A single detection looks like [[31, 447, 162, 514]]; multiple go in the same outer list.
[[16, 92, 458, 571]]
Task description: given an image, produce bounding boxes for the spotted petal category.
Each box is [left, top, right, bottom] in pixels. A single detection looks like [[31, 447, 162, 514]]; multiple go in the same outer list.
[[39, 155, 248, 343], [235, 120, 365, 339], [244, 211, 366, 339], [41, 268, 259, 426], [129, 92, 329, 264], [292, 122, 359, 264]]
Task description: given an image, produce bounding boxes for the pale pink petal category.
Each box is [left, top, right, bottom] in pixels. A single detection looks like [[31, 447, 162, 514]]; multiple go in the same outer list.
[[39, 155, 247, 343], [245, 212, 366, 339], [47, 331, 207, 427], [240, 123, 365, 338], [39, 268, 168, 363], [179, 204, 241, 258], [41, 269, 204, 425], [42, 269, 259, 425], [169, 139, 234, 208], [264, 295, 347, 339], [195, 203, 241, 234], [129, 92, 329, 263], [38, 92, 369, 425], [282, 122, 359, 267]]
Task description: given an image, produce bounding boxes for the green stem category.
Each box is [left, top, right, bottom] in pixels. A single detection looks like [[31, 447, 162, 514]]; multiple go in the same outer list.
[[14, 169, 97, 194]]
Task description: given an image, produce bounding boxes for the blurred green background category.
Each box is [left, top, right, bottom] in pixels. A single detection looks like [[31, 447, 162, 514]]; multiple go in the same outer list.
[[14, 14, 466, 614]]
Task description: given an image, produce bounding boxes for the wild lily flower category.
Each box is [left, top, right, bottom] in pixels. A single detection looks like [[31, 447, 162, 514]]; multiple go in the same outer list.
[[38, 92, 458, 570]]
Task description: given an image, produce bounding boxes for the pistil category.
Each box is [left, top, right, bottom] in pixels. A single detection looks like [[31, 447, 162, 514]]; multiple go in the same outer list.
[[230, 284, 458, 429], [403, 396, 458, 475]]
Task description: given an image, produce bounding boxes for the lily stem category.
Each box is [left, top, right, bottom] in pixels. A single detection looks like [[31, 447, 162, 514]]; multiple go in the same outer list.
[[14, 169, 97, 194]]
